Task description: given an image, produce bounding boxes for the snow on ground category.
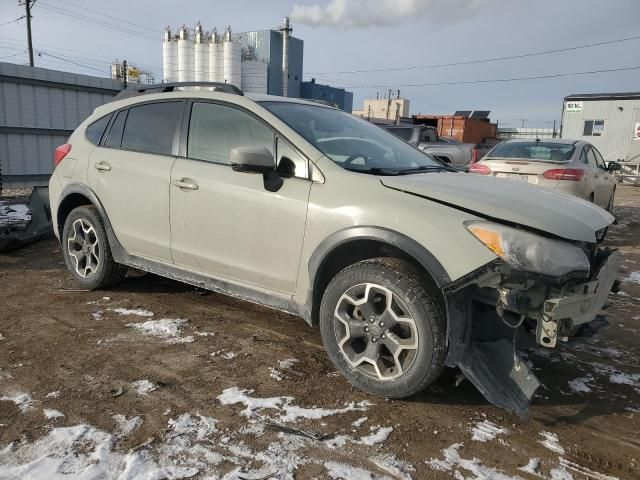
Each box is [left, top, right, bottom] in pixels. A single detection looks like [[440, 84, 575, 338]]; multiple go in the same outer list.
[[0, 203, 31, 229], [113, 414, 143, 437], [324, 461, 393, 480], [269, 358, 299, 381], [471, 420, 508, 442], [357, 426, 394, 446], [217, 387, 371, 422], [519, 457, 541, 476], [427, 443, 523, 480], [352, 416, 368, 428], [625, 271, 640, 284], [126, 318, 188, 342], [43, 409, 64, 420], [371, 453, 415, 480], [131, 379, 157, 395], [111, 308, 154, 317], [567, 374, 596, 394], [539, 431, 565, 455], [45, 391, 60, 399], [0, 393, 35, 413]]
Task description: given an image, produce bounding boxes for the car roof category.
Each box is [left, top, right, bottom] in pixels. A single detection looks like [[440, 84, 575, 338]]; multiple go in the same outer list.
[[501, 138, 581, 146]]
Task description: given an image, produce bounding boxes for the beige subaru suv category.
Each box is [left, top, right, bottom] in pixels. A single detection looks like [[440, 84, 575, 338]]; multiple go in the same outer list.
[[49, 83, 619, 415]]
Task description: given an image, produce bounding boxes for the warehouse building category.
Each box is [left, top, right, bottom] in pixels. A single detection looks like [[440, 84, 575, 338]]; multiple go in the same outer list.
[[0, 62, 122, 190], [561, 92, 640, 163], [300, 78, 353, 112]]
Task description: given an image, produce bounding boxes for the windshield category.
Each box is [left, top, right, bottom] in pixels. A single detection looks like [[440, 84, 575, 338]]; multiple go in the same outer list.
[[487, 142, 575, 161], [260, 102, 446, 174]]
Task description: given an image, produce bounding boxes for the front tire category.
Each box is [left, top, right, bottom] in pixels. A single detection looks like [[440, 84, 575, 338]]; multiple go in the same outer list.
[[62, 205, 127, 290], [319, 258, 447, 399]]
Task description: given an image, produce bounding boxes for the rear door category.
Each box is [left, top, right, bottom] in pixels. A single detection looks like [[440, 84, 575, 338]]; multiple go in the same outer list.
[[169, 101, 311, 295], [591, 146, 614, 208], [583, 146, 604, 206], [89, 101, 184, 262]]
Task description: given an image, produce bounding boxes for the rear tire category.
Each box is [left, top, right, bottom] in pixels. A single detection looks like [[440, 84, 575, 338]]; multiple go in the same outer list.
[[319, 258, 447, 399], [61, 206, 127, 290]]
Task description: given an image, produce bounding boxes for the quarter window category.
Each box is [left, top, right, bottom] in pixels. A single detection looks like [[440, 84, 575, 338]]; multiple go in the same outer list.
[[121, 102, 182, 155], [86, 114, 112, 145], [188, 102, 275, 165], [592, 147, 607, 168], [103, 110, 127, 148], [583, 120, 605, 136]]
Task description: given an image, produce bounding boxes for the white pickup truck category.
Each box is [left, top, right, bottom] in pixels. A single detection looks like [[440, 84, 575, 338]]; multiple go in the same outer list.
[[385, 125, 492, 169]]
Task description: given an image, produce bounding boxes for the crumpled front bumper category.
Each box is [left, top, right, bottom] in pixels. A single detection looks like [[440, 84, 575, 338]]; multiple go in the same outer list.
[[536, 249, 619, 348], [445, 248, 620, 417]]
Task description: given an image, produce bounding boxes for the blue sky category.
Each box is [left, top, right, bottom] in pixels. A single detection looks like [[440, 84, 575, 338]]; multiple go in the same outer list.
[[1, 0, 639, 127]]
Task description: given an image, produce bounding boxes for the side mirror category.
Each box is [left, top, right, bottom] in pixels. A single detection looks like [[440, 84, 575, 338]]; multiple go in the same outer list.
[[607, 161, 622, 172], [231, 147, 275, 173]]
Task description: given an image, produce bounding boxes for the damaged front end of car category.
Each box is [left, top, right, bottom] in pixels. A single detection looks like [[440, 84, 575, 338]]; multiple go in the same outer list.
[[443, 220, 619, 417]]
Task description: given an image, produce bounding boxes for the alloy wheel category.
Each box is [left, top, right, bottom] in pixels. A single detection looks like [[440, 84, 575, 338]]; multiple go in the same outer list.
[[333, 283, 419, 381], [67, 218, 101, 279]]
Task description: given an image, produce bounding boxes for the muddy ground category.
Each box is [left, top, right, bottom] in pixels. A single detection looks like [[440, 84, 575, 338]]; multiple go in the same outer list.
[[0, 186, 639, 479]]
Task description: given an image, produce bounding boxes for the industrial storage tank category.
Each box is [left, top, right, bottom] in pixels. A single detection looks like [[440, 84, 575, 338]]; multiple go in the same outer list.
[[177, 25, 194, 82], [241, 60, 268, 94], [194, 23, 209, 82], [208, 30, 223, 82], [162, 27, 177, 82], [223, 26, 241, 87]]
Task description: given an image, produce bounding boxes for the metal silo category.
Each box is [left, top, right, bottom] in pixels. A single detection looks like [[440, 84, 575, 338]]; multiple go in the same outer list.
[[223, 26, 241, 87], [208, 29, 222, 82], [177, 25, 194, 82], [162, 27, 177, 82], [194, 23, 209, 82]]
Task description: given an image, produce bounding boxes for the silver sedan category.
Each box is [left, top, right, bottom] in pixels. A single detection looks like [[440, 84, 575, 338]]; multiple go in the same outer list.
[[470, 139, 621, 211]]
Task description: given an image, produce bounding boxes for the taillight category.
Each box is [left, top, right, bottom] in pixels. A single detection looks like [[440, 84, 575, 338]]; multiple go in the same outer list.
[[543, 168, 585, 181], [54, 144, 72, 166], [471, 146, 479, 164], [470, 163, 491, 175]]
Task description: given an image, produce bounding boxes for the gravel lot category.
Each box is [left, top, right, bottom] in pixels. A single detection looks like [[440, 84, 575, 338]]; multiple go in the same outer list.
[[0, 186, 639, 479]]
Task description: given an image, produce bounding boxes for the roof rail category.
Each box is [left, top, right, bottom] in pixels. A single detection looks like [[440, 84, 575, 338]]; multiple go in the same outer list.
[[113, 82, 243, 101]]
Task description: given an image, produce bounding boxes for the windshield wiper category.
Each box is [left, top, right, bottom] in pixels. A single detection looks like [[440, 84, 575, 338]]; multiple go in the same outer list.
[[344, 167, 402, 176], [397, 165, 453, 175]]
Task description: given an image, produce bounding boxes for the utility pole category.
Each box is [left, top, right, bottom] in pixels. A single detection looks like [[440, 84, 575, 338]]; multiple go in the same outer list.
[[519, 118, 528, 128], [20, 0, 35, 67], [122, 60, 128, 89]]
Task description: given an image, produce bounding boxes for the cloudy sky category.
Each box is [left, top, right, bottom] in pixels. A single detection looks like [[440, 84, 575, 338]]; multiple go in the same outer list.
[[1, 0, 639, 127]]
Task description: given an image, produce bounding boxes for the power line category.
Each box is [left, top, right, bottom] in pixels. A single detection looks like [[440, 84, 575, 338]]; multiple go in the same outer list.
[[0, 15, 26, 26], [47, 0, 161, 34], [306, 33, 640, 75], [36, 50, 107, 73], [341, 65, 640, 89], [37, 3, 158, 42]]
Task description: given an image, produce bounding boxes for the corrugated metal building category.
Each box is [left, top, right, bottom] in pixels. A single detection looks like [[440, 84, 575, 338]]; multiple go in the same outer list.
[[300, 79, 353, 112], [561, 92, 640, 163], [0, 62, 122, 190]]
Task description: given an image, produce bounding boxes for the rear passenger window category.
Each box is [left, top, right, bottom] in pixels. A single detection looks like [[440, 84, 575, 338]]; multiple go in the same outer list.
[[121, 102, 182, 155], [104, 110, 127, 148], [188, 102, 274, 165], [86, 114, 112, 145]]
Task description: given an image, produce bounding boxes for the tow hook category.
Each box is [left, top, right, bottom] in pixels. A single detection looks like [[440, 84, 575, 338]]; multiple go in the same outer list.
[[539, 300, 560, 348]]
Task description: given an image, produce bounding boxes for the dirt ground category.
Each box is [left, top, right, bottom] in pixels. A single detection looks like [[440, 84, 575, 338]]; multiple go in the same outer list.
[[0, 186, 639, 479]]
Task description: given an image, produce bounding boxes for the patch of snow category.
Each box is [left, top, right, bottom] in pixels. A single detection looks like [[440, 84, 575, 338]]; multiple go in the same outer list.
[[45, 391, 61, 399], [0, 204, 31, 229], [112, 307, 154, 317], [221, 351, 237, 360], [357, 426, 393, 446], [269, 367, 284, 381], [325, 461, 390, 480], [127, 318, 187, 339], [539, 431, 565, 455], [0, 333, 5, 341], [0, 393, 35, 413], [471, 420, 508, 442], [194, 331, 215, 337], [92, 310, 103, 321], [426, 443, 523, 479], [113, 414, 142, 437], [324, 434, 350, 449], [132, 379, 157, 396], [218, 387, 371, 423], [168, 413, 218, 440], [568, 374, 595, 394], [43, 409, 64, 420], [166, 335, 195, 344], [352, 416, 368, 428], [371, 454, 415, 480], [278, 358, 298, 370], [269, 358, 299, 382], [519, 458, 541, 476], [609, 372, 640, 387], [625, 271, 640, 284]]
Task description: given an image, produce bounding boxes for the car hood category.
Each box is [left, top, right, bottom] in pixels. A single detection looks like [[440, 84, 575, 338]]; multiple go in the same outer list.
[[380, 172, 614, 243]]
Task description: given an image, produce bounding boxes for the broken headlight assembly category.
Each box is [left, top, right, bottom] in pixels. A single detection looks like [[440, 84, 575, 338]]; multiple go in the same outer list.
[[465, 221, 591, 278]]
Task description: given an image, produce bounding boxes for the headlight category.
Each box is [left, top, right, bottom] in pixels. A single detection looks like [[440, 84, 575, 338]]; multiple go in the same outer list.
[[465, 221, 590, 277]]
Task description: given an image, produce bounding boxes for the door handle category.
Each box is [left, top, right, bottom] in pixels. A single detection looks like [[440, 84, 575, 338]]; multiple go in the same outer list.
[[174, 179, 199, 190], [94, 162, 111, 172]]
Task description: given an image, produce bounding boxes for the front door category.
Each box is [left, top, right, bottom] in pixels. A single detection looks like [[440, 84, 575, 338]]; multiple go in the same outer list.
[[170, 101, 311, 295], [88, 101, 184, 263]]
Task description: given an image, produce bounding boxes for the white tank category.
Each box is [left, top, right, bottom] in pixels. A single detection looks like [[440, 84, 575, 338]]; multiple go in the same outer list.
[[177, 25, 194, 82], [194, 25, 208, 82], [223, 40, 241, 87], [241, 60, 268, 94], [162, 28, 177, 82], [208, 33, 222, 82]]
